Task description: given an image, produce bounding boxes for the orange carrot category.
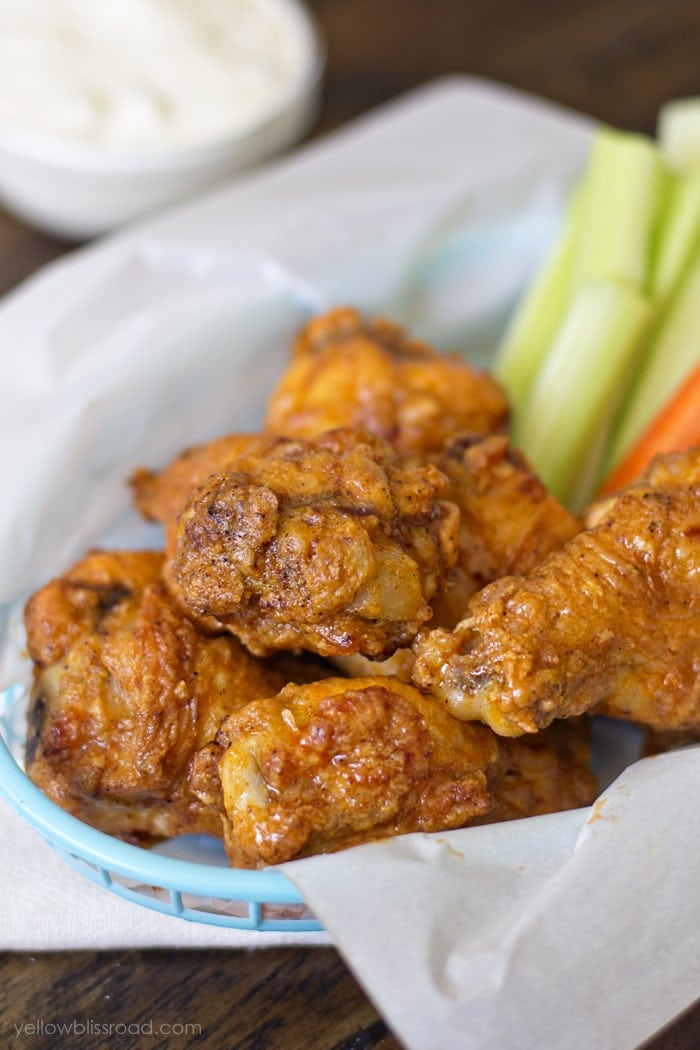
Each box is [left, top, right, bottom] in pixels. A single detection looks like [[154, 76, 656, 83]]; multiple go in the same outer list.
[[600, 362, 700, 493]]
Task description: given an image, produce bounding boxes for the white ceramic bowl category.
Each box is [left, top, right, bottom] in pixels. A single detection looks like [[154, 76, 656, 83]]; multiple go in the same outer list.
[[0, 1, 324, 241]]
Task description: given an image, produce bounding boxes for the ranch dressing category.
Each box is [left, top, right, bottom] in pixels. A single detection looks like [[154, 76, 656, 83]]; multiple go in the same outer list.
[[0, 0, 316, 150]]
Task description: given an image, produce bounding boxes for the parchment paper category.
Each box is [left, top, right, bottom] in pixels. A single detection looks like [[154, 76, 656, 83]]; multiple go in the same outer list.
[[1, 77, 697, 1048]]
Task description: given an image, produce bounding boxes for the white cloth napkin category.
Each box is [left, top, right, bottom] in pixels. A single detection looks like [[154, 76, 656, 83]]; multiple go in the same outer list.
[[0, 799, 330, 951]]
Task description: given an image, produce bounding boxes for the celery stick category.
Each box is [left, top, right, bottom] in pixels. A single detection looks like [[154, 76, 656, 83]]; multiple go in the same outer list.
[[514, 280, 652, 509], [494, 190, 583, 413], [604, 257, 700, 472], [650, 171, 700, 300], [657, 97, 700, 172], [572, 128, 668, 295]]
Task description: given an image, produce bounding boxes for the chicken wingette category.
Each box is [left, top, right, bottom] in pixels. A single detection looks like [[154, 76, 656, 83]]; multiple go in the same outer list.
[[264, 306, 508, 457], [169, 428, 460, 658], [23, 550, 285, 843]]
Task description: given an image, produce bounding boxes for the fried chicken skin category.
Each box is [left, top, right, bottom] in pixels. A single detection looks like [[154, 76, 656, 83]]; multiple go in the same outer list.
[[428, 433, 581, 627], [171, 428, 460, 658], [585, 445, 700, 529], [489, 721, 598, 821], [131, 432, 280, 549], [203, 676, 500, 867], [131, 432, 281, 630], [192, 678, 597, 868], [23, 550, 284, 843], [264, 307, 508, 457], [333, 435, 580, 681], [413, 455, 700, 736]]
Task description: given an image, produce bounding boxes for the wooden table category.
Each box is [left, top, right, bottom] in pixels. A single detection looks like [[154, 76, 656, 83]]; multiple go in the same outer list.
[[1, 2, 698, 1046]]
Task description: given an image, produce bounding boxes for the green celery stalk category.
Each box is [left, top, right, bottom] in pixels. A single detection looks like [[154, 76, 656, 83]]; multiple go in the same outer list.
[[603, 257, 700, 473], [514, 280, 652, 509], [494, 190, 583, 413], [657, 96, 700, 172], [572, 127, 668, 295], [650, 170, 700, 301]]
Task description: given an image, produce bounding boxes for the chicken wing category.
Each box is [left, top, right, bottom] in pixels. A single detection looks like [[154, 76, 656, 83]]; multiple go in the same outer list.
[[585, 444, 700, 529], [413, 450, 700, 735], [24, 549, 285, 843], [171, 428, 460, 658], [204, 676, 500, 867], [131, 432, 280, 550], [195, 676, 596, 868], [264, 306, 508, 456]]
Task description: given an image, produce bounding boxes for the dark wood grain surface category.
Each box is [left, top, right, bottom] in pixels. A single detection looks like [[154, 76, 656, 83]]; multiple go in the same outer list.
[[1, 2, 699, 1047]]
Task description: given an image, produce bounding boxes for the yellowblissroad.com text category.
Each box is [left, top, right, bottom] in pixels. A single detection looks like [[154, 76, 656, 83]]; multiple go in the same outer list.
[[11, 1019, 203, 1038]]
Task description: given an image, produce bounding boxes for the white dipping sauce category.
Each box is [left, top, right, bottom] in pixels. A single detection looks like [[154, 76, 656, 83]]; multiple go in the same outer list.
[[0, 0, 316, 150]]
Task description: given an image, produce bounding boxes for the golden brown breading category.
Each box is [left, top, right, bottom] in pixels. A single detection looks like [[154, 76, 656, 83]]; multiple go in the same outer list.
[[488, 721, 598, 821], [131, 433, 281, 631], [206, 676, 500, 867], [194, 677, 597, 868], [428, 433, 581, 627], [331, 435, 580, 681], [413, 456, 700, 736], [640, 445, 700, 488], [131, 433, 280, 547], [171, 428, 460, 658], [24, 549, 284, 843], [264, 307, 508, 457], [585, 446, 700, 529]]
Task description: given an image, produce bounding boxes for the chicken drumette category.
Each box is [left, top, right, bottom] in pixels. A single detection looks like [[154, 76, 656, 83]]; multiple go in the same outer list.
[[23, 549, 285, 843], [413, 448, 700, 736], [264, 307, 508, 457], [192, 675, 596, 868], [202, 676, 499, 867], [167, 428, 460, 658]]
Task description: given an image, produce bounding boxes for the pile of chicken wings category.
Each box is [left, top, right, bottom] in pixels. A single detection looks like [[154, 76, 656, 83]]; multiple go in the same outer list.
[[24, 307, 699, 867]]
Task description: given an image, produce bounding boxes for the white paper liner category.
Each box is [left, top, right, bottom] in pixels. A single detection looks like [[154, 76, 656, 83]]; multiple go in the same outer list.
[[283, 747, 700, 1050]]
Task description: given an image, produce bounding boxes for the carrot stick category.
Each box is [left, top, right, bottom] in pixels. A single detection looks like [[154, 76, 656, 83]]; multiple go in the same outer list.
[[599, 362, 700, 493]]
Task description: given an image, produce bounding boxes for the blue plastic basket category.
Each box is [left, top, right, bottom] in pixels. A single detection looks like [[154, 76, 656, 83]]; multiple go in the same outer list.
[[0, 683, 321, 932]]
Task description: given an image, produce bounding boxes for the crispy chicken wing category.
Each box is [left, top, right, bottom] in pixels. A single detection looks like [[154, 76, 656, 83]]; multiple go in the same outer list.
[[171, 428, 460, 658], [264, 307, 509, 456], [194, 677, 596, 868], [203, 676, 500, 867], [413, 451, 700, 735], [585, 445, 700, 529], [23, 549, 285, 843]]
